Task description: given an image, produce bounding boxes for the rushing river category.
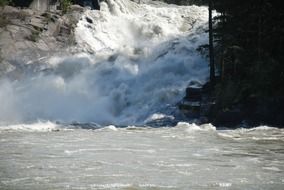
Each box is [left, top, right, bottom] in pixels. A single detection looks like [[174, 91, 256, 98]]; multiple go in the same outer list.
[[0, 0, 283, 189], [0, 123, 284, 190]]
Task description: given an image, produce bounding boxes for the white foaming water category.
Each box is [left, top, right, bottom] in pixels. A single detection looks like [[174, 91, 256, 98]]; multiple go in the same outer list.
[[0, 122, 283, 189], [0, 0, 209, 125], [1, 1, 283, 189], [0, 121, 58, 132]]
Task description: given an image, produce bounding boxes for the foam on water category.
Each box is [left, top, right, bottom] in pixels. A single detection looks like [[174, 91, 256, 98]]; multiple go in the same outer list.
[[1, 121, 283, 189], [0, 0, 209, 125], [217, 125, 284, 141], [0, 121, 60, 132], [175, 121, 216, 132]]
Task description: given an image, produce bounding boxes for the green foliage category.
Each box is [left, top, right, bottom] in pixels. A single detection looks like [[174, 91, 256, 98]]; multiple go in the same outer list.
[[0, 0, 10, 7], [60, 0, 72, 14], [0, 16, 10, 27], [26, 30, 40, 42]]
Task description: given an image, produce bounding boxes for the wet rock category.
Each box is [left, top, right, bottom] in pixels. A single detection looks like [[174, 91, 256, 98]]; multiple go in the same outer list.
[[185, 87, 202, 101], [178, 80, 217, 123], [178, 100, 201, 118], [85, 16, 93, 24], [179, 84, 203, 118], [188, 80, 202, 87]]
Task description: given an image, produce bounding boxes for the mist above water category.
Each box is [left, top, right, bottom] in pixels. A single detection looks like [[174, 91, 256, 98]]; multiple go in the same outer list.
[[0, 0, 209, 125], [0, 2, 284, 190]]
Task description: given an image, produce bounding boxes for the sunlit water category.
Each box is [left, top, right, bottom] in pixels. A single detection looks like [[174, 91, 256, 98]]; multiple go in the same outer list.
[[0, 0, 283, 189], [0, 123, 284, 190]]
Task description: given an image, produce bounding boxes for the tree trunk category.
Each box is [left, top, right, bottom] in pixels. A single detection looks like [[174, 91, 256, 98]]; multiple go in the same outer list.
[[209, 0, 215, 84]]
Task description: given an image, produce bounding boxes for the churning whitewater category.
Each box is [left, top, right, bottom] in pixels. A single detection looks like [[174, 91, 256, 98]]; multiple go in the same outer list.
[[0, 0, 209, 125], [0, 122, 284, 189], [0, 1, 284, 190]]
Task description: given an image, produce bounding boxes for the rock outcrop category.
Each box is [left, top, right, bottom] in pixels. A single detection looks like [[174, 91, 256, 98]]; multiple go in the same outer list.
[[178, 81, 216, 124], [0, 5, 84, 77], [11, 0, 100, 12]]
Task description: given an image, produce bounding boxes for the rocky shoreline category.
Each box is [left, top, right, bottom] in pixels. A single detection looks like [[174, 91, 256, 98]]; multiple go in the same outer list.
[[179, 81, 284, 128]]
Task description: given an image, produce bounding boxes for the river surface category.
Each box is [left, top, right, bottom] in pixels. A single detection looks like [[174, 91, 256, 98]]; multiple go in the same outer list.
[[0, 0, 283, 189], [0, 123, 284, 190]]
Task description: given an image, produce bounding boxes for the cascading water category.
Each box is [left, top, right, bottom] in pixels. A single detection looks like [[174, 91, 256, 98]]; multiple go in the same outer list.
[[0, 0, 209, 126], [0, 1, 283, 190]]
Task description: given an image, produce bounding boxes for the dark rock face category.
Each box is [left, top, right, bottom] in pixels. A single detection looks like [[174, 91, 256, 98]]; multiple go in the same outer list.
[[73, 0, 100, 10], [210, 95, 284, 128], [242, 97, 284, 127], [185, 87, 202, 101], [10, 0, 33, 7], [179, 85, 203, 118], [85, 16, 93, 24], [178, 81, 216, 124]]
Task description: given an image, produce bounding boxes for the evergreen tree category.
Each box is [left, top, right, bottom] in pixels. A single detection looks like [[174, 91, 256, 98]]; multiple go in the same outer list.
[[208, 0, 215, 84], [212, 0, 284, 125]]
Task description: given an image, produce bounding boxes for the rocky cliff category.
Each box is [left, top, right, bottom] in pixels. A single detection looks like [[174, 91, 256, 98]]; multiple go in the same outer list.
[[0, 5, 85, 78]]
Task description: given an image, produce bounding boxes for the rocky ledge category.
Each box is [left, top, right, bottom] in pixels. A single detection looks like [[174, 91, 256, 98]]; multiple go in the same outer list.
[[179, 80, 284, 128], [0, 5, 86, 77]]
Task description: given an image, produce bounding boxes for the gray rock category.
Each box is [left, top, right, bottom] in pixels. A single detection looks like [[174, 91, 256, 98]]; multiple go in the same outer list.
[[20, 9, 35, 17], [2, 6, 20, 17], [0, 31, 12, 46], [29, 16, 46, 30], [70, 4, 85, 12], [0, 5, 83, 75], [36, 39, 49, 51], [0, 60, 15, 76]]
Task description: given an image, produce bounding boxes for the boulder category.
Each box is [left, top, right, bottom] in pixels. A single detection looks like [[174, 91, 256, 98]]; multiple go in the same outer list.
[[85, 16, 93, 24], [29, 16, 46, 30], [70, 4, 85, 12]]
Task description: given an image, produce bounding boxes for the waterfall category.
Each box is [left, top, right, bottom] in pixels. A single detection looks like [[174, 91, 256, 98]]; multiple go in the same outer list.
[[0, 0, 209, 125]]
